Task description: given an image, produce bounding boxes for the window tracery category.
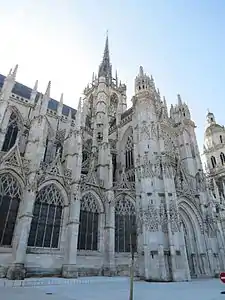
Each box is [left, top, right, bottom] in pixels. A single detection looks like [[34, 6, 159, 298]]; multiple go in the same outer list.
[[115, 195, 137, 253], [28, 184, 64, 248], [78, 193, 100, 251], [125, 135, 135, 181], [0, 173, 22, 246], [2, 112, 19, 152]]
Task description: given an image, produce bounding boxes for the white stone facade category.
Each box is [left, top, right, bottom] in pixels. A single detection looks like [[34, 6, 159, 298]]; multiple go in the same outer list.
[[0, 38, 224, 281]]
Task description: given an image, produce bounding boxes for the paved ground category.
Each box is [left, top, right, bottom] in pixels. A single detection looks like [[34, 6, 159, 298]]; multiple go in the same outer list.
[[1, 277, 225, 300]]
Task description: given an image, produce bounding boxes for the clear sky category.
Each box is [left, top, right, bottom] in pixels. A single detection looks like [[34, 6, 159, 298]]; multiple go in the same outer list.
[[0, 0, 225, 153]]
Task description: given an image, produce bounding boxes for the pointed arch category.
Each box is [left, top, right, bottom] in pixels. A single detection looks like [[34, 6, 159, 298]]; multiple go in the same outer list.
[[121, 126, 135, 181], [2, 106, 23, 152], [115, 193, 137, 253], [0, 172, 22, 246], [28, 182, 66, 248], [78, 190, 104, 251], [178, 197, 205, 277]]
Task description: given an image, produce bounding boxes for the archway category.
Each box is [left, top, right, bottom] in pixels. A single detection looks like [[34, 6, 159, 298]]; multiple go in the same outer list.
[[178, 198, 205, 278]]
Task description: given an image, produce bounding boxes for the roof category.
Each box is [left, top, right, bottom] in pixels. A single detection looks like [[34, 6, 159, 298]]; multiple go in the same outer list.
[[0, 74, 76, 119]]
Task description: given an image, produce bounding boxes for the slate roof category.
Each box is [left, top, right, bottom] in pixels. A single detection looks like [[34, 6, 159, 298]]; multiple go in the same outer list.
[[0, 74, 76, 119]]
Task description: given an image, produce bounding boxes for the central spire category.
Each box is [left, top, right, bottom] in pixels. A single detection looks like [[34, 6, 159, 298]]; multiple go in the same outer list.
[[98, 33, 112, 84]]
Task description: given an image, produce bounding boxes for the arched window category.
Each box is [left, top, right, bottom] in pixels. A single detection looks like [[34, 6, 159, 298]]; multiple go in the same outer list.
[[2, 112, 19, 152], [125, 135, 135, 182], [78, 193, 100, 251], [125, 136, 134, 169], [220, 152, 225, 165], [115, 195, 137, 253], [0, 173, 21, 246], [211, 156, 217, 168], [28, 184, 64, 248], [220, 135, 223, 144]]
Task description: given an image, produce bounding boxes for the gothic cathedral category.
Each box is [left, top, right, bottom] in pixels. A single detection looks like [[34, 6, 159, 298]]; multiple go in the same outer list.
[[0, 37, 224, 281]]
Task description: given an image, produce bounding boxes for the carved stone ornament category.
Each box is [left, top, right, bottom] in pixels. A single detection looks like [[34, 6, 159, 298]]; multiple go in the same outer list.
[[139, 202, 160, 232], [169, 201, 180, 234]]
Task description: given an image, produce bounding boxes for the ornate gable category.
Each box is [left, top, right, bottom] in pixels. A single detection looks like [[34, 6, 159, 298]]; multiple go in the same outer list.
[[0, 142, 25, 178]]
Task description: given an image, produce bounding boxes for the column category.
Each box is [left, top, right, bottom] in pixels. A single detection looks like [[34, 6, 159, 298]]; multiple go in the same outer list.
[[62, 187, 81, 278], [6, 188, 36, 280], [103, 191, 116, 275]]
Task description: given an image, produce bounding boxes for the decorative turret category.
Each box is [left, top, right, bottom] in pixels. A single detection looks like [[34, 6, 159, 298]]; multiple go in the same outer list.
[[170, 94, 191, 123], [206, 111, 216, 126], [0, 65, 18, 100], [135, 66, 154, 95]]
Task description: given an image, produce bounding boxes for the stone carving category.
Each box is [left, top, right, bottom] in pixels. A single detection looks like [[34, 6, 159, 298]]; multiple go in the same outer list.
[[139, 202, 160, 232], [56, 129, 66, 142], [169, 201, 180, 234], [159, 201, 168, 233]]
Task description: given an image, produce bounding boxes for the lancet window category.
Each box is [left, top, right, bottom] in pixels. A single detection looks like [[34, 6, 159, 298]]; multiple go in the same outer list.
[[78, 193, 100, 251], [125, 136, 134, 169], [28, 184, 64, 248], [115, 195, 137, 253], [2, 112, 19, 152], [0, 173, 22, 246], [211, 156, 217, 168], [220, 152, 225, 165]]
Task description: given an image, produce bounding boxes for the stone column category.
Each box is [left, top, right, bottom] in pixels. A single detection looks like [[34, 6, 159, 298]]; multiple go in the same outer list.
[[62, 189, 81, 278], [103, 191, 116, 275], [6, 188, 36, 280], [158, 244, 167, 281], [180, 224, 191, 280]]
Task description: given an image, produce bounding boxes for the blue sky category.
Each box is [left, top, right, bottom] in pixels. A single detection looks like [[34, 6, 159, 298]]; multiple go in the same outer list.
[[0, 0, 225, 153]]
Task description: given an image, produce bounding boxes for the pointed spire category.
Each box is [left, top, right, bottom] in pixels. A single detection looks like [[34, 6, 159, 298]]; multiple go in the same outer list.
[[7, 68, 12, 77], [39, 81, 51, 116], [12, 64, 18, 78], [75, 97, 82, 131], [98, 34, 112, 83], [33, 80, 38, 91], [45, 81, 51, 97], [57, 93, 64, 117], [177, 94, 182, 105], [30, 80, 38, 104], [163, 96, 167, 107], [32, 93, 42, 118], [60, 93, 63, 104], [139, 66, 144, 76]]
